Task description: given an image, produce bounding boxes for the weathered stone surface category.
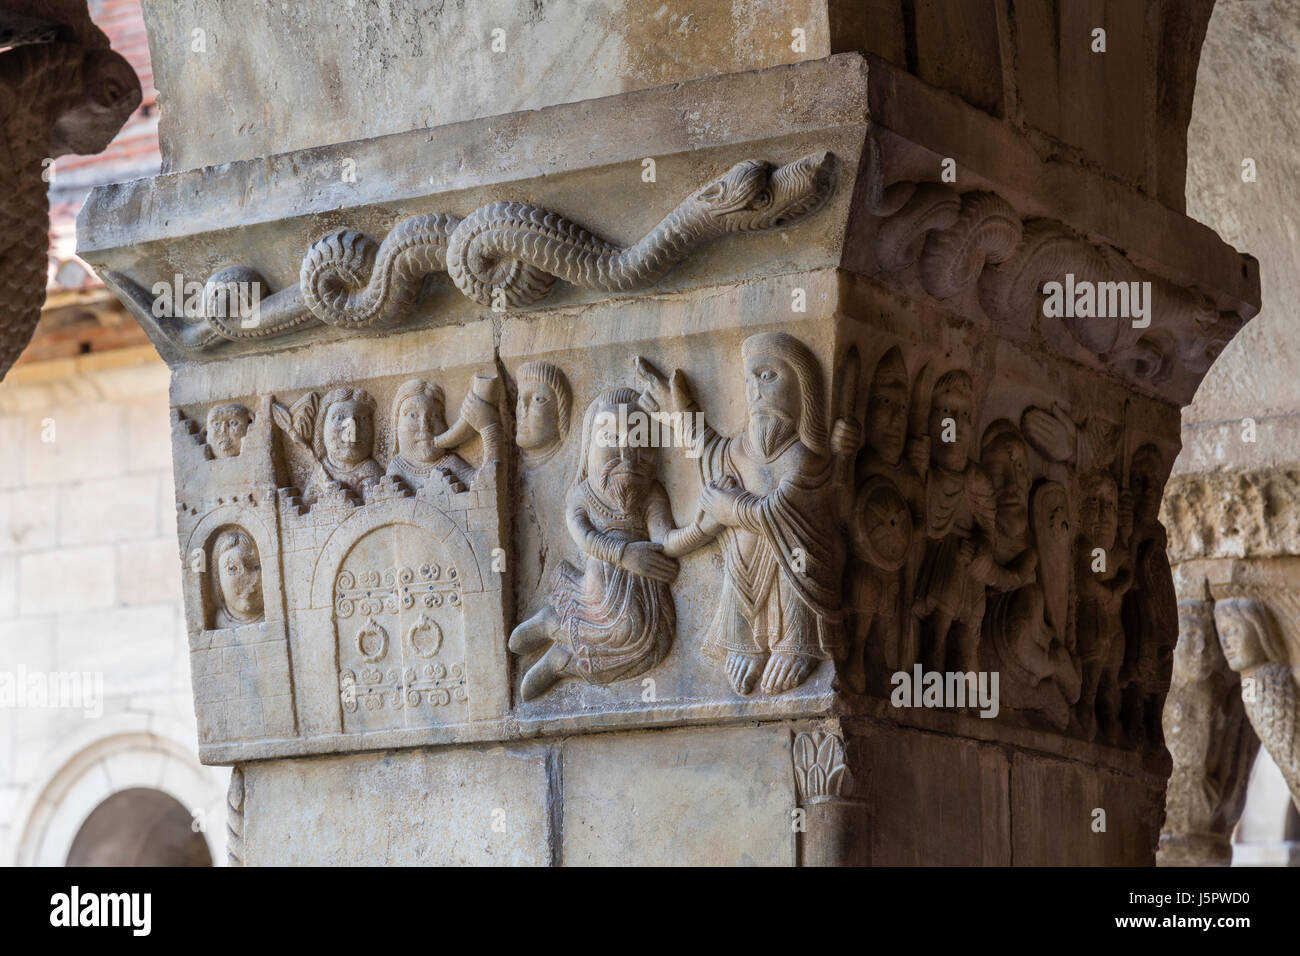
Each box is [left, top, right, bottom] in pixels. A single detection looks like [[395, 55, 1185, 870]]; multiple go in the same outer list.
[[241, 745, 552, 866], [1011, 753, 1163, 867], [561, 725, 795, 866], [847, 722, 1009, 866]]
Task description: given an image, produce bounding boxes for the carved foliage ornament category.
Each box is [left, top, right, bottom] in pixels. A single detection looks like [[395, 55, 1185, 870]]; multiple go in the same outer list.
[[861, 136, 1241, 389]]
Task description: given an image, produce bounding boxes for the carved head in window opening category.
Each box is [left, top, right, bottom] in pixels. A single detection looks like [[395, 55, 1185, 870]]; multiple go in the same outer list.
[[392, 379, 447, 465], [1078, 471, 1119, 552], [981, 420, 1031, 543], [1213, 598, 1282, 675], [212, 527, 263, 627], [866, 347, 909, 466], [578, 388, 653, 512], [928, 369, 974, 471], [206, 403, 252, 458], [741, 331, 827, 458], [515, 361, 571, 464], [314, 387, 376, 468]]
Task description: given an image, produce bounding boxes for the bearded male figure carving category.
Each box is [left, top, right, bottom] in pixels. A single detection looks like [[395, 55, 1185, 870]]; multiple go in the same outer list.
[[508, 388, 718, 700], [637, 332, 851, 697], [1215, 598, 1300, 812]]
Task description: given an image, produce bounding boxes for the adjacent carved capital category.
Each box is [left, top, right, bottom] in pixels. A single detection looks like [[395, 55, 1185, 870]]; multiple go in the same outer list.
[[1163, 468, 1300, 563], [0, 27, 140, 378]]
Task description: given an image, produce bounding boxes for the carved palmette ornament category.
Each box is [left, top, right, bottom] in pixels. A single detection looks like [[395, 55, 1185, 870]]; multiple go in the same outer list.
[[792, 731, 849, 804]]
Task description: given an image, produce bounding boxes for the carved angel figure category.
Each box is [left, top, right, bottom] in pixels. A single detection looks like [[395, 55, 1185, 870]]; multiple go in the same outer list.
[[508, 388, 718, 700], [1215, 598, 1300, 812]]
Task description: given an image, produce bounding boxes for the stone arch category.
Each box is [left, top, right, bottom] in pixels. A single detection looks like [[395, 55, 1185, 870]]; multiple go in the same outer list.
[[66, 788, 213, 867], [8, 713, 228, 867]]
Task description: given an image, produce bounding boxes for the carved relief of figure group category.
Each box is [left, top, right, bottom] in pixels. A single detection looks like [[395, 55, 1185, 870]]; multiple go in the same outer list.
[[186, 326, 1177, 746], [505, 328, 1177, 749]]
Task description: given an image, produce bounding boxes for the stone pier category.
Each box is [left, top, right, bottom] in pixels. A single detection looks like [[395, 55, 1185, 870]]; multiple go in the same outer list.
[[76, 1, 1258, 865]]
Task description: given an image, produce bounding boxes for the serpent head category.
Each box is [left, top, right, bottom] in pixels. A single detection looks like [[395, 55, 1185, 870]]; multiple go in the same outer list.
[[694, 152, 835, 232]]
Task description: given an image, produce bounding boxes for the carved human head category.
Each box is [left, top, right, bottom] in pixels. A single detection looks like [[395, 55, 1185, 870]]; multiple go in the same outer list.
[[315, 387, 376, 467], [1213, 598, 1280, 674], [741, 332, 827, 456], [206, 403, 252, 458], [1129, 443, 1166, 523], [982, 420, 1031, 540], [928, 369, 974, 470], [515, 361, 572, 464], [1079, 471, 1119, 550], [392, 379, 446, 464], [213, 527, 263, 624], [866, 347, 909, 465], [1173, 598, 1218, 683], [578, 388, 652, 504]]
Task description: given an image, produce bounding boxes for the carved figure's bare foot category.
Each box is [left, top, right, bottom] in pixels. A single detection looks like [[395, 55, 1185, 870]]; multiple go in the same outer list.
[[520, 643, 571, 701], [725, 652, 765, 696], [508, 607, 556, 655], [761, 652, 818, 694]]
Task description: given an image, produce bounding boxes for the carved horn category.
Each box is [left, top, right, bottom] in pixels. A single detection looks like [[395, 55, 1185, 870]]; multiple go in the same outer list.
[[435, 373, 501, 453]]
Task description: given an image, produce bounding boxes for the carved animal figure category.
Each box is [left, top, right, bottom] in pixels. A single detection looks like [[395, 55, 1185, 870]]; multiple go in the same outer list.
[[0, 41, 139, 379], [109, 153, 835, 350], [444, 152, 835, 306]]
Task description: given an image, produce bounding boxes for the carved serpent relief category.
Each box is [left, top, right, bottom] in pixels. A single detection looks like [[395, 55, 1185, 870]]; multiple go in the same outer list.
[[110, 153, 835, 352]]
